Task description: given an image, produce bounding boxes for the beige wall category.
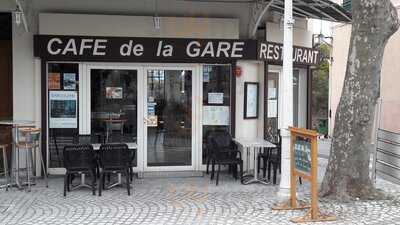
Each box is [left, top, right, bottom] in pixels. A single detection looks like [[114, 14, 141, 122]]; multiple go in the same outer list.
[[266, 22, 313, 48], [329, 24, 351, 135], [330, 3, 400, 134], [39, 13, 239, 39]]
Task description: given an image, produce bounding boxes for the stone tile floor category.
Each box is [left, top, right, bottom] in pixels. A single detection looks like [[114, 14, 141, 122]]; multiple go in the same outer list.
[[1, 140, 400, 225], [1, 164, 400, 225]]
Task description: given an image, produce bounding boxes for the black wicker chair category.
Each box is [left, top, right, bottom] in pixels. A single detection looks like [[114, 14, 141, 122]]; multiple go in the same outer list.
[[98, 143, 131, 196], [257, 130, 302, 185], [209, 131, 243, 186], [127, 148, 136, 181], [63, 144, 97, 196]]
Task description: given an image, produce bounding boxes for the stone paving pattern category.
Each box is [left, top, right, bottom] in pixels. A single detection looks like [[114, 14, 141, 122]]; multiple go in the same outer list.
[[1, 140, 400, 225]]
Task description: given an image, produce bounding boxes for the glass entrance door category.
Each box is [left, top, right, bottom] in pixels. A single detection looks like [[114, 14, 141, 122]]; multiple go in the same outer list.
[[144, 68, 193, 170]]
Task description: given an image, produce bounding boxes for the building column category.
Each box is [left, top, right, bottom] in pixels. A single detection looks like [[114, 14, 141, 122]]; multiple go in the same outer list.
[[278, 0, 294, 198]]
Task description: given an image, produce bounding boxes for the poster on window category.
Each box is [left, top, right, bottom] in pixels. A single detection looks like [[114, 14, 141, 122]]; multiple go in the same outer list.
[[208, 93, 224, 104], [244, 82, 259, 119], [63, 73, 76, 90], [49, 91, 78, 128], [106, 87, 123, 99], [48, 73, 61, 90], [203, 106, 230, 125]]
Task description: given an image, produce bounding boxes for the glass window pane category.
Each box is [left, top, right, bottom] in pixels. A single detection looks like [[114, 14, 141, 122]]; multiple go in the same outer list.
[[91, 69, 138, 165], [202, 65, 231, 164], [48, 63, 79, 168], [146, 69, 192, 167]]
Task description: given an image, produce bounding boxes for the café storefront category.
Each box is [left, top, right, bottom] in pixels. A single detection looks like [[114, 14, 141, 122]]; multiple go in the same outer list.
[[31, 13, 320, 175]]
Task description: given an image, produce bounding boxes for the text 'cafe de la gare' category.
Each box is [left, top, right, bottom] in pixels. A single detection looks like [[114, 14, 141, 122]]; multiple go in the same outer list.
[[36, 36, 320, 65], [33, 33, 320, 174]]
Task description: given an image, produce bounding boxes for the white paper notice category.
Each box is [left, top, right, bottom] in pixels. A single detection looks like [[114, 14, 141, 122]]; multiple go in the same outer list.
[[246, 84, 258, 118], [49, 91, 78, 128], [203, 106, 230, 125], [268, 100, 278, 118], [208, 93, 224, 104], [268, 88, 277, 99]]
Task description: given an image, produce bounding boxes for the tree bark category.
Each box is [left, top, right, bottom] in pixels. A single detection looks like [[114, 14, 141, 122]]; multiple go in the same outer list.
[[320, 0, 399, 201]]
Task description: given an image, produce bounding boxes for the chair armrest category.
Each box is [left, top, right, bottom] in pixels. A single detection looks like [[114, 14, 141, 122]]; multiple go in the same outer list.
[[231, 150, 242, 159]]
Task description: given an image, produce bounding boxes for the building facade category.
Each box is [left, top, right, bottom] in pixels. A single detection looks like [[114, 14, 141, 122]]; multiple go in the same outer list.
[[0, 0, 349, 175]]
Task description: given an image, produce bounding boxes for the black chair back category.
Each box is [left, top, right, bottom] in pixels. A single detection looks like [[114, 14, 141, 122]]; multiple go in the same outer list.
[[99, 143, 130, 170], [63, 144, 96, 171], [73, 134, 104, 144], [210, 130, 234, 151]]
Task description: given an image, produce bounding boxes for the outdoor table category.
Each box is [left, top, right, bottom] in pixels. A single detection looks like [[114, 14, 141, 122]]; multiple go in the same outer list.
[[0, 120, 36, 189], [73, 142, 137, 189], [102, 118, 127, 142], [233, 138, 276, 185]]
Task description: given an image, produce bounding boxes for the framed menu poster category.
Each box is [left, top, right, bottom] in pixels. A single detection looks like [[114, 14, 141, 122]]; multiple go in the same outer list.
[[49, 91, 78, 128], [244, 82, 259, 119]]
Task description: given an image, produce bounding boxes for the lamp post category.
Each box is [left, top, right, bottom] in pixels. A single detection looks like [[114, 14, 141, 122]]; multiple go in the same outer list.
[[278, 0, 294, 198]]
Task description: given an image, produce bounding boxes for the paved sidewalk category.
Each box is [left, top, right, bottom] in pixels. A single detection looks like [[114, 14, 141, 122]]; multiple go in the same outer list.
[[0, 170, 400, 225], [1, 140, 400, 225]]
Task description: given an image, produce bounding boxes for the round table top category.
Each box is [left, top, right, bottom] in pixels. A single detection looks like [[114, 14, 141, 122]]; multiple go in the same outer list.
[[233, 138, 276, 148], [0, 120, 36, 126]]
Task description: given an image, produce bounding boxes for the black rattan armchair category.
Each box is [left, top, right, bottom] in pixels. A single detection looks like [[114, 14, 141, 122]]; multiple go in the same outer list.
[[257, 130, 302, 185], [63, 144, 97, 196], [98, 143, 131, 196], [209, 131, 243, 186]]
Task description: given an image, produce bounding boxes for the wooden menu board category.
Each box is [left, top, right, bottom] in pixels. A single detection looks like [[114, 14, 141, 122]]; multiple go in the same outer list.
[[272, 127, 336, 223]]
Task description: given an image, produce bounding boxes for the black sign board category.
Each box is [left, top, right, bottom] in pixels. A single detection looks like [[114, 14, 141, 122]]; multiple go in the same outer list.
[[34, 35, 320, 66]]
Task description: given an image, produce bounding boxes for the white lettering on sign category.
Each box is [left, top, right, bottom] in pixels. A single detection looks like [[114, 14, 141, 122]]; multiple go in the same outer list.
[[188, 41, 244, 58], [231, 42, 244, 57], [79, 39, 93, 55], [93, 39, 108, 56], [259, 43, 267, 59], [274, 45, 281, 60], [216, 42, 230, 57], [47, 38, 62, 55], [258, 42, 319, 65], [186, 41, 201, 57], [157, 40, 173, 57], [40, 36, 321, 65], [62, 39, 77, 55], [133, 44, 144, 56], [120, 40, 144, 56], [201, 42, 215, 57], [292, 48, 320, 64]]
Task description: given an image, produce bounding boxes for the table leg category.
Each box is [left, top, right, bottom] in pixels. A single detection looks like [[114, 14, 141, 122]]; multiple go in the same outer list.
[[14, 126, 21, 189], [71, 173, 92, 190], [106, 173, 123, 189], [254, 147, 258, 180], [241, 147, 270, 185]]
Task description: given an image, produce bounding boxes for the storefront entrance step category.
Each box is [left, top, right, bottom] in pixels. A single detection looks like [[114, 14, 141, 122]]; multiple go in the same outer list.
[[139, 171, 204, 179]]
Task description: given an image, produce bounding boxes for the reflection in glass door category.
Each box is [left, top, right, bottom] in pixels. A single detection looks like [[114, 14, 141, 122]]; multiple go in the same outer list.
[[145, 69, 193, 167], [91, 69, 138, 165], [265, 70, 299, 142]]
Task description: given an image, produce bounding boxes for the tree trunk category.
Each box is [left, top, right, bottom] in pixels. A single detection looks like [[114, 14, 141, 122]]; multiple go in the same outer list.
[[320, 0, 399, 201]]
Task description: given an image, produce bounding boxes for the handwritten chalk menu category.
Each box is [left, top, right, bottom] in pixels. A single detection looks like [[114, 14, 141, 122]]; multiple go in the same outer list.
[[294, 137, 312, 174], [203, 106, 229, 126]]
